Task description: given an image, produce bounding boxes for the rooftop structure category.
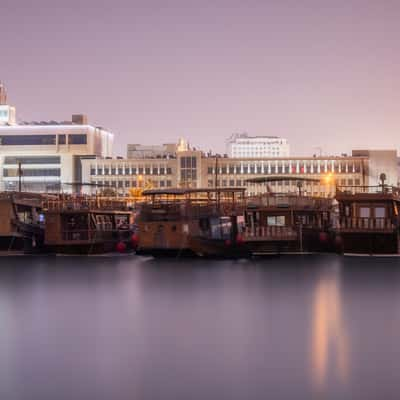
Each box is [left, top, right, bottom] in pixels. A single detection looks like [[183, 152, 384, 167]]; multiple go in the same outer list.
[[226, 133, 290, 158], [127, 138, 188, 159]]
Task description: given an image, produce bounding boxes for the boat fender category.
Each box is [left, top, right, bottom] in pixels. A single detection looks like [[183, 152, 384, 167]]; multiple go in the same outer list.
[[116, 241, 127, 253]]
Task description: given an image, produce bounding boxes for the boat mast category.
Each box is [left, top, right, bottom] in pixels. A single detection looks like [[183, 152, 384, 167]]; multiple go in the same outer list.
[[18, 161, 22, 193]]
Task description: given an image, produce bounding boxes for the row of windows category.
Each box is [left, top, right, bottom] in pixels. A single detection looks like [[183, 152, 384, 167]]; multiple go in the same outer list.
[[4, 156, 61, 165], [208, 162, 361, 175], [94, 180, 172, 188], [3, 168, 61, 177], [0, 134, 87, 146], [92, 167, 172, 176], [207, 178, 361, 187]]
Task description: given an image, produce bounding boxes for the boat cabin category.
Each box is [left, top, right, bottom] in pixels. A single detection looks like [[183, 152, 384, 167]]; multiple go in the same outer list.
[[335, 185, 400, 254], [137, 188, 246, 257]]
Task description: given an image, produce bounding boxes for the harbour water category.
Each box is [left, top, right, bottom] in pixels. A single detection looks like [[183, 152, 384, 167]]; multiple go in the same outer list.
[[1, 255, 400, 399]]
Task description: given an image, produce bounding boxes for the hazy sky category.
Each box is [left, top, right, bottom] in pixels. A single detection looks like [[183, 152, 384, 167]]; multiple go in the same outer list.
[[1, 0, 400, 156]]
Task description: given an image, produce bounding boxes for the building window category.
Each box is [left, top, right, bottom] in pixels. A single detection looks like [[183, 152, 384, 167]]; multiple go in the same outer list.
[[229, 179, 234, 186], [90, 168, 96, 175], [166, 180, 172, 187], [104, 168, 109, 175], [152, 168, 158, 175], [160, 181, 165, 187], [118, 168, 123, 175], [68, 134, 87, 145], [132, 181, 137, 187], [138, 167, 144, 174], [355, 179, 360, 186], [111, 168, 116, 175], [117, 181, 123, 188], [166, 168, 172, 175], [160, 167, 165, 175], [131, 167, 137, 175], [359, 207, 370, 218], [0, 135, 56, 146], [97, 168, 103, 175], [125, 180, 130, 187], [207, 167, 213, 174], [125, 167, 130, 175], [3, 168, 61, 177], [4, 156, 61, 164], [236, 180, 241, 186], [58, 135, 66, 144]]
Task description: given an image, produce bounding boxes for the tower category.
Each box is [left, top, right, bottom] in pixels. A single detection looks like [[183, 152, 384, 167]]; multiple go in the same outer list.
[[0, 82, 7, 105]]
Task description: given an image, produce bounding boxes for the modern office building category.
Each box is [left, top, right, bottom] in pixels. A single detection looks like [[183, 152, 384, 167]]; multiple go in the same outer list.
[[0, 85, 114, 192], [226, 133, 290, 158], [81, 141, 397, 197]]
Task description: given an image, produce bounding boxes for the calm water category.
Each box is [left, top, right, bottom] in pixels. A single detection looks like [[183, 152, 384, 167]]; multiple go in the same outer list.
[[1, 255, 400, 400]]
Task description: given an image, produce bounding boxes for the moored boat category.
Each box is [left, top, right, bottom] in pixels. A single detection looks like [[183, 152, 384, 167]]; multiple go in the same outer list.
[[136, 188, 249, 258], [335, 184, 400, 254], [41, 195, 137, 254], [242, 177, 335, 256]]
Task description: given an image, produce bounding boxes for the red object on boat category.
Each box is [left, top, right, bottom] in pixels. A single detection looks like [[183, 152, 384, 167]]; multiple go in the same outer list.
[[225, 239, 232, 246], [116, 241, 126, 253], [131, 233, 139, 248], [319, 232, 329, 243], [236, 234, 244, 245]]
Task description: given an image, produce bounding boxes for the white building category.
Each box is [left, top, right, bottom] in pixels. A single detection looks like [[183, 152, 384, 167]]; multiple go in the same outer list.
[[0, 87, 114, 193], [226, 133, 290, 158]]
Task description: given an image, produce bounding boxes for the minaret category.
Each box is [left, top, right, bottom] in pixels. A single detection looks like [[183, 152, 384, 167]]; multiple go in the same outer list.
[[0, 82, 7, 105]]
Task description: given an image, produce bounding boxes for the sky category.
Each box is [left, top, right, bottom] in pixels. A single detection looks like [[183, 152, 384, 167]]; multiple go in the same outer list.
[[1, 0, 400, 157]]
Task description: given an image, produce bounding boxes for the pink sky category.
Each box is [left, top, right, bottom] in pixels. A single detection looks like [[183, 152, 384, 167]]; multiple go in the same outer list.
[[2, 0, 400, 156]]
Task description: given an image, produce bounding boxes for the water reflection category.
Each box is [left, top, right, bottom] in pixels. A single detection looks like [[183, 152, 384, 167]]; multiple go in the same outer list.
[[311, 263, 349, 391]]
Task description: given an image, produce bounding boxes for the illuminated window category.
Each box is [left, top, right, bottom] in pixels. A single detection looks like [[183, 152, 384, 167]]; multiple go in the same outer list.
[[359, 207, 370, 218]]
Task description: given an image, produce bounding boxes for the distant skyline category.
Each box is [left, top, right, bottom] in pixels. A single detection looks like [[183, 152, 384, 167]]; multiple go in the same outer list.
[[2, 0, 400, 156]]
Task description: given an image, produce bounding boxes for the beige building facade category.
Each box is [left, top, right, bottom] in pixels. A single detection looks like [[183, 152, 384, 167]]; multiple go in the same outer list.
[[80, 145, 397, 197]]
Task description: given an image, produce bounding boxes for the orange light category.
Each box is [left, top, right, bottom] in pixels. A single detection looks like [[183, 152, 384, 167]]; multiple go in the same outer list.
[[324, 173, 333, 184]]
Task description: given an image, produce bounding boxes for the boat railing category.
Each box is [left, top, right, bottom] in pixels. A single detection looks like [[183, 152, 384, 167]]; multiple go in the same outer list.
[[44, 198, 130, 212], [338, 217, 395, 231], [243, 225, 298, 241], [140, 201, 243, 221], [336, 185, 400, 196], [61, 228, 131, 242], [247, 195, 332, 209]]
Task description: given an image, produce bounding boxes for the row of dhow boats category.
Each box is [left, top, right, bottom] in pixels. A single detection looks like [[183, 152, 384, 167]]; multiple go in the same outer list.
[[1, 177, 400, 257]]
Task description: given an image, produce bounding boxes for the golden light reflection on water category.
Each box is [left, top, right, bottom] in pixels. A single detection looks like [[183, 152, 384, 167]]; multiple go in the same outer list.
[[311, 268, 349, 390]]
